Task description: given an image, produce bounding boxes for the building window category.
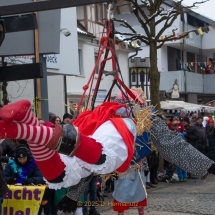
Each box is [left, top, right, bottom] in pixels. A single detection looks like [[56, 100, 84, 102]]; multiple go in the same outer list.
[[129, 68, 150, 100], [181, 13, 208, 28], [94, 50, 100, 74], [187, 52, 195, 72], [167, 46, 181, 71], [95, 4, 107, 22], [78, 48, 83, 75]]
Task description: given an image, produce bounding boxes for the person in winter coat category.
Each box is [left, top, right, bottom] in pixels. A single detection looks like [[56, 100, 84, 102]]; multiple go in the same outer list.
[[185, 116, 208, 153], [0, 145, 9, 215], [1, 139, 28, 163], [147, 150, 159, 185], [4, 145, 44, 185], [190, 113, 198, 126], [167, 113, 183, 132], [206, 118, 215, 161]]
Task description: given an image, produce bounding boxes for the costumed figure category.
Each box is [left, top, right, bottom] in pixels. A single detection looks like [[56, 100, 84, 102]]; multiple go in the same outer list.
[[0, 99, 137, 212], [112, 88, 149, 215]]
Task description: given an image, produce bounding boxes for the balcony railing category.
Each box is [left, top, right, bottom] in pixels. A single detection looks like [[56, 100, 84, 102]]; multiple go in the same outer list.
[[180, 22, 202, 49], [160, 71, 215, 94]]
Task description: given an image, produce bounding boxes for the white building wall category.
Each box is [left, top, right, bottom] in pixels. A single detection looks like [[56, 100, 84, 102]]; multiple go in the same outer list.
[[49, 8, 79, 76], [158, 46, 168, 72], [6, 80, 34, 104], [202, 30, 215, 50], [46, 7, 79, 118], [130, 46, 150, 59], [47, 75, 65, 118]]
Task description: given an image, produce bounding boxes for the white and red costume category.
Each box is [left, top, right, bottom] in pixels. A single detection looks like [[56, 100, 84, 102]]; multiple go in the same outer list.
[[0, 100, 135, 189]]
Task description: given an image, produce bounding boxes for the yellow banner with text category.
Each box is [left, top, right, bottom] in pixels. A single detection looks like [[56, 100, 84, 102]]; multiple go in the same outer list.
[[2, 185, 46, 215]]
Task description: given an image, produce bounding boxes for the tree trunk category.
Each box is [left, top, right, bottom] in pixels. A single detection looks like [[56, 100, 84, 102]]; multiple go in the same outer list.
[[149, 41, 161, 111]]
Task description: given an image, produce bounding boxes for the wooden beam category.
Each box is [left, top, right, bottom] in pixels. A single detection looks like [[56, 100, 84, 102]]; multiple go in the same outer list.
[[2, 14, 37, 33], [34, 0, 42, 118], [114, 0, 124, 11], [0, 63, 43, 82], [0, 0, 109, 16]]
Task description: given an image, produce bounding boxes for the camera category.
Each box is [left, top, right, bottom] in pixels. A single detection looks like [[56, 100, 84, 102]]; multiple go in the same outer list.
[[61, 28, 71, 37]]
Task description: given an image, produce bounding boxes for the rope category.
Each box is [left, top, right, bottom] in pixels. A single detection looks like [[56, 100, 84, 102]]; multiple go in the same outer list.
[[33, 97, 48, 117], [138, 170, 147, 198]]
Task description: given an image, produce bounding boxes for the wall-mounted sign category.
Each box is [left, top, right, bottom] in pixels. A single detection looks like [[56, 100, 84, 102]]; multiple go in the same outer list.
[[44, 54, 60, 70], [4, 54, 60, 70], [92, 89, 107, 102]]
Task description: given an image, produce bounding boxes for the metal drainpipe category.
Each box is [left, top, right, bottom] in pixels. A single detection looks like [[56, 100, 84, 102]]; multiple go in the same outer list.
[[181, 17, 186, 101]]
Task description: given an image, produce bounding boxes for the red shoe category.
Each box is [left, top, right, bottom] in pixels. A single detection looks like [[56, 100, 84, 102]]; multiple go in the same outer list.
[[0, 100, 31, 123]]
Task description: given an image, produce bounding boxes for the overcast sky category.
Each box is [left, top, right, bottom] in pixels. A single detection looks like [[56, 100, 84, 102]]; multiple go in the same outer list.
[[183, 0, 215, 21]]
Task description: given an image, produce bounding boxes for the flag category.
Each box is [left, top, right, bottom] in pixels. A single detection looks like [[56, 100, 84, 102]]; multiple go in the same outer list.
[[198, 28, 204, 35], [118, 43, 122, 50], [160, 36, 164, 40], [208, 25, 214, 31], [180, 32, 184, 40], [132, 40, 137, 48], [124, 42, 128, 49], [184, 13, 187, 23], [173, 32, 177, 41], [187, 32, 193, 39], [193, 30, 199, 35]]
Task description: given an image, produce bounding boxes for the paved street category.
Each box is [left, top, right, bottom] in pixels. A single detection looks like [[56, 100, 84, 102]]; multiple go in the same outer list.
[[98, 175, 215, 215]]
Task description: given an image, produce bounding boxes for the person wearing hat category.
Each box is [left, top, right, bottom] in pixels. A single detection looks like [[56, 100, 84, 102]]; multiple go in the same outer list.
[[167, 113, 184, 133], [0, 142, 9, 215], [206, 118, 215, 160], [190, 113, 198, 126], [3, 145, 44, 185], [62, 113, 73, 124], [185, 116, 208, 154], [49, 112, 56, 121], [179, 110, 187, 121], [182, 117, 191, 135]]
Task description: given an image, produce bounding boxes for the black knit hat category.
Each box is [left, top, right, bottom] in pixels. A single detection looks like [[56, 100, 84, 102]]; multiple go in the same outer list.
[[15, 145, 30, 158], [183, 117, 190, 124], [63, 113, 73, 121], [197, 116, 203, 120]]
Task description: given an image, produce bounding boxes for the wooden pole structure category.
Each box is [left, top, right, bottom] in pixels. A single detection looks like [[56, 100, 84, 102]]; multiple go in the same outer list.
[[34, 0, 42, 118]]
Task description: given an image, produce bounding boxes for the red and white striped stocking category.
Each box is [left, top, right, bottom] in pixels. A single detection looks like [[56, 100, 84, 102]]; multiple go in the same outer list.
[[4, 101, 58, 163], [0, 121, 65, 181], [0, 100, 59, 162]]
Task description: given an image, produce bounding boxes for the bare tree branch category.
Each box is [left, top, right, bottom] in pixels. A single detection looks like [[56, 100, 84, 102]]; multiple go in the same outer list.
[[115, 30, 149, 45], [156, 30, 195, 49], [113, 17, 149, 40]]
